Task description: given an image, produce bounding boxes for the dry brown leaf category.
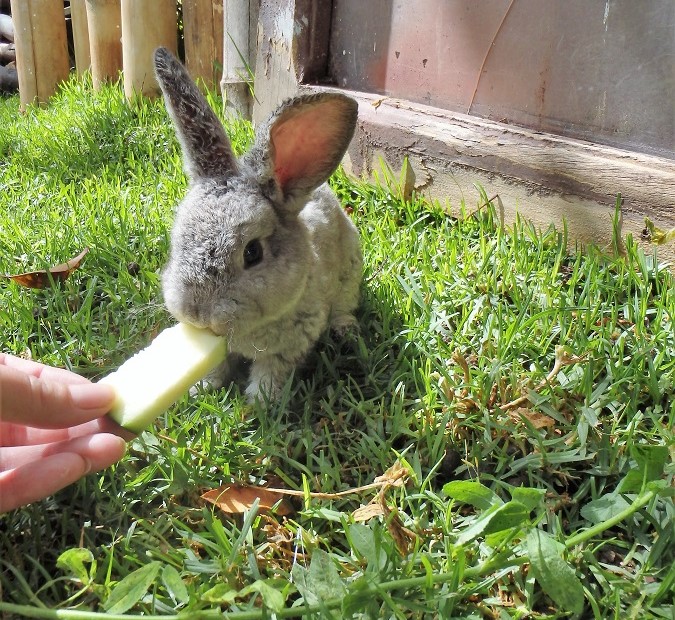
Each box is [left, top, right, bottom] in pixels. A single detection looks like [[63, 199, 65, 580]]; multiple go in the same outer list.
[[455, 397, 480, 413], [385, 507, 416, 556], [512, 408, 556, 429], [353, 495, 417, 554], [258, 515, 303, 569], [201, 484, 293, 516], [352, 502, 386, 522], [374, 461, 410, 488], [500, 346, 587, 411], [3, 248, 89, 288]]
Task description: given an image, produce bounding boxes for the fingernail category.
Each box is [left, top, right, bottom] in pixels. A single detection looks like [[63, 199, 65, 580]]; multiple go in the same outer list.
[[68, 382, 117, 410]]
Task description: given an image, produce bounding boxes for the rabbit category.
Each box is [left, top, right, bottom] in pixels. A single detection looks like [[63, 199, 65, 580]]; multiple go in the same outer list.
[[153, 47, 362, 402]]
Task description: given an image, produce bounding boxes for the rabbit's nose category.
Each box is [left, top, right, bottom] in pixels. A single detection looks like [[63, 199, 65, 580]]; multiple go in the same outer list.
[[182, 303, 210, 329]]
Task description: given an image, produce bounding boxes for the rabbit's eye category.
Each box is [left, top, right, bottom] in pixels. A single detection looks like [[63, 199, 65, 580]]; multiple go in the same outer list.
[[243, 239, 263, 268]]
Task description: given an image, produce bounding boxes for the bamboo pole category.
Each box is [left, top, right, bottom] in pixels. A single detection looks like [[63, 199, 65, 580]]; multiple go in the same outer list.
[[10, 0, 70, 109], [183, 0, 224, 91], [71, 0, 91, 76], [85, 0, 122, 89], [121, 0, 177, 100], [221, 0, 251, 119]]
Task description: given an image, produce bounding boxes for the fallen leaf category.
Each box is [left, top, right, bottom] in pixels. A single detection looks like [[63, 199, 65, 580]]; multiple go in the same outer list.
[[385, 507, 416, 556], [374, 461, 410, 488], [352, 502, 386, 522], [3, 248, 89, 289], [512, 408, 556, 429], [371, 97, 387, 109], [201, 484, 293, 516], [643, 217, 675, 245]]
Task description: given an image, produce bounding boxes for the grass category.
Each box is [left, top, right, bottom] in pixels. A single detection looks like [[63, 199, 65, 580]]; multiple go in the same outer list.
[[0, 77, 673, 619]]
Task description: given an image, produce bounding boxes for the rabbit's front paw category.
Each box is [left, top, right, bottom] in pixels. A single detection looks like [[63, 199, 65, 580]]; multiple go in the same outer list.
[[245, 355, 296, 403], [330, 312, 359, 338], [188, 370, 225, 397], [190, 354, 249, 396], [189, 379, 216, 397]]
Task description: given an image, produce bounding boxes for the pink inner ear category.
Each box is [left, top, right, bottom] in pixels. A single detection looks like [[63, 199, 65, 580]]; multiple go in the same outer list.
[[271, 104, 341, 192]]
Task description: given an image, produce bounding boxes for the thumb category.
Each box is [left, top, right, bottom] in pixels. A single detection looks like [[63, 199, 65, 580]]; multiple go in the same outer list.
[[0, 365, 116, 428]]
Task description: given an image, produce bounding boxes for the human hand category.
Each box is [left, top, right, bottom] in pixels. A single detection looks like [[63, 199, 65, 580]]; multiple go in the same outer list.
[[0, 353, 130, 513]]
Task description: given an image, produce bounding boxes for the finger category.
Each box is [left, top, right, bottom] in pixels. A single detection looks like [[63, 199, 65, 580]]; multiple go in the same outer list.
[[0, 432, 127, 472], [1, 416, 136, 447], [0, 353, 90, 384], [0, 434, 127, 512], [0, 364, 116, 427]]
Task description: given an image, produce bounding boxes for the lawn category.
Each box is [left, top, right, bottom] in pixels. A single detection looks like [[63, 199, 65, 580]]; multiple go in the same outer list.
[[0, 77, 673, 619]]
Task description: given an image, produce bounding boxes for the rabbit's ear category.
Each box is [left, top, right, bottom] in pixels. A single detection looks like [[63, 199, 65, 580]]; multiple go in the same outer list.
[[267, 93, 357, 201], [154, 47, 238, 180]]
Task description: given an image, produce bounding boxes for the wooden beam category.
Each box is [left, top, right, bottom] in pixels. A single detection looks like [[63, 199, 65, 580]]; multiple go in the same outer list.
[[341, 91, 675, 265], [251, 0, 675, 267], [252, 0, 332, 124]]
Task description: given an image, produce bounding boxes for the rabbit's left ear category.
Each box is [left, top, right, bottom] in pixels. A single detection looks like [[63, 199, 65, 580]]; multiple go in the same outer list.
[[154, 47, 238, 180], [267, 93, 357, 200]]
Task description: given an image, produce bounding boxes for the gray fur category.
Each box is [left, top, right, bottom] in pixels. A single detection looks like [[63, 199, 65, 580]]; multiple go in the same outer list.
[[154, 48, 362, 401]]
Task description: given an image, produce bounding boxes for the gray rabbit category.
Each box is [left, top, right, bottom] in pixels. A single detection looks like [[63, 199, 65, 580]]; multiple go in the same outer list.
[[154, 48, 362, 401]]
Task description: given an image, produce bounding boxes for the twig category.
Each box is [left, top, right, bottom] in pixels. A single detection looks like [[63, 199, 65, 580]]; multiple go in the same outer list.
[[465, 194, 500, 220], [157, 437, 409, 501], [268, 462, 410, 500], [265, 481, 387, 500]]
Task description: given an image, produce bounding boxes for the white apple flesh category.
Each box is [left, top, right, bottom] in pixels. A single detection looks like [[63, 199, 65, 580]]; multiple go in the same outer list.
[[101, 323, 227, 433]]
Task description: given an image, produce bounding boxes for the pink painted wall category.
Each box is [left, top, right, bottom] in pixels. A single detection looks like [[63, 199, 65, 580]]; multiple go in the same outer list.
[[329, 0, 675, 159]]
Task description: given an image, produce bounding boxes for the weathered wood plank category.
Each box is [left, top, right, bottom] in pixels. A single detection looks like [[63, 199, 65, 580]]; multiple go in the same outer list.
[[183, 0, 223, 90], [252, 0, 332, 125], [70, 0, 90, 75], [251, 0, 675, 266]]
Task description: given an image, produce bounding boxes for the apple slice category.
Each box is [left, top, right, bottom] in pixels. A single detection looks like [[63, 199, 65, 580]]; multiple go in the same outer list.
[[101, 323, 227, 433]]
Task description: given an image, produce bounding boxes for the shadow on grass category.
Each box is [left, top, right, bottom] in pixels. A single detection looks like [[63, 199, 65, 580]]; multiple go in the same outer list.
[[251, 282, 463, 494]]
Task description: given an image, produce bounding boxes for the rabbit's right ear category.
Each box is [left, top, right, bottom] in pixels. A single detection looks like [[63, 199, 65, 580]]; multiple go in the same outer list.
[[154, 47, 238, 180]]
